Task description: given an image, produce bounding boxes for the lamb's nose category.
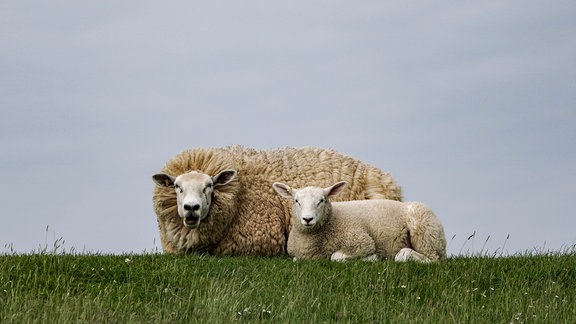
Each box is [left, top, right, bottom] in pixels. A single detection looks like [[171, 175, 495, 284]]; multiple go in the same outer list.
[[302, 217, 313, 224], [184, 204, 200, 212]]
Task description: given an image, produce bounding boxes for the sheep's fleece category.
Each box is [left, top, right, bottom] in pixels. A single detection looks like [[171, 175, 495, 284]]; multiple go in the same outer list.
[[152, 146, 402, 256]]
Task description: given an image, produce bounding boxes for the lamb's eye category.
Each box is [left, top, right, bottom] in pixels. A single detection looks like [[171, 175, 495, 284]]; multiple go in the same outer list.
[[295, 199, 300, 205], [318, 198, 324, 206]]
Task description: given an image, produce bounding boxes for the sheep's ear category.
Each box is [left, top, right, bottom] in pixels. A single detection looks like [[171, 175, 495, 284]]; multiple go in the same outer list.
[[272, 182, 293, 199], [325, 181, 347, 198], [153, 173, 175, 188], [213, 169, 236, 186]]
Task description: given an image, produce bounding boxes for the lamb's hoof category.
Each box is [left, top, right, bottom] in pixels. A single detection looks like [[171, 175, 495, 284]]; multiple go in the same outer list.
[[394, 248, 431, 263], [395, 248, 416, 262], [330, 251, 349, 262]]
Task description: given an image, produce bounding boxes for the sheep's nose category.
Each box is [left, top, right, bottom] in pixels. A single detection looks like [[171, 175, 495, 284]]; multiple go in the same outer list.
[[302, 217, 313, 224], [184, 203, 200, 212]]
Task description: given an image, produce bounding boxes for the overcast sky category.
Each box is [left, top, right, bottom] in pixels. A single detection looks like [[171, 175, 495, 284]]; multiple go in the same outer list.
[[1, 1, 575, 256]]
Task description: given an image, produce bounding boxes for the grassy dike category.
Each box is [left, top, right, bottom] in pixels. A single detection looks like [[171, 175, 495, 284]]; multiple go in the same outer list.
[[1, 252, 575, 323]]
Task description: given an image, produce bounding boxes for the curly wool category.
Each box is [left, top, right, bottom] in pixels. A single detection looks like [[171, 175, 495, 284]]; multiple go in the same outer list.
[[287, 199, 447, 262], [152, 145, 402, 256]]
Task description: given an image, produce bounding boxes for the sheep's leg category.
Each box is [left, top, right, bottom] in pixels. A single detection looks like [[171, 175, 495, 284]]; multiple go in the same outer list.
[[394, 248, 431, 263]]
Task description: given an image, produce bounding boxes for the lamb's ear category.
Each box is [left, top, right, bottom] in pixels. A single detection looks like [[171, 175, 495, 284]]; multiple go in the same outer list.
[[213, 169, 237, 186], [325, 181, 347, 198], [152, 173, 175, 188], [272, 182, 293, 199]]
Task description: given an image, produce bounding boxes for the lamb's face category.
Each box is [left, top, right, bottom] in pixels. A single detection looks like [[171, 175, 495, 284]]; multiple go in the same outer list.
[[292, 187, 328, 229], [173, 172, 215, 228], [273, 181, 346, 231]]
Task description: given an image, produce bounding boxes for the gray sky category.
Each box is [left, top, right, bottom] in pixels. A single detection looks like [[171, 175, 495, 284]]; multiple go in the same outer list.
[[1, 1, 575, 256]]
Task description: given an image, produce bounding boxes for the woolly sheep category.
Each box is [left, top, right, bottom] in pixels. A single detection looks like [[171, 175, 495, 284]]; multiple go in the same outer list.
[[152, 145, 402, 256], [272, 181, 446, 262]]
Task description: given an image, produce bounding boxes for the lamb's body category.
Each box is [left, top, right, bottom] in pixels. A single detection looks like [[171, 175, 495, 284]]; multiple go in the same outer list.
[[152, 146, 402, 256], [274, 182, 446, 262]]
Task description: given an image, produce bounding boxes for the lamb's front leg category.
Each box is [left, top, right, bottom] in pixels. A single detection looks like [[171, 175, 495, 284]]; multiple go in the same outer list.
[[330, 233, 377, 262], [394, 248, 431, 263], [330, 251, 379, 262], [330, 251, 352, 261]]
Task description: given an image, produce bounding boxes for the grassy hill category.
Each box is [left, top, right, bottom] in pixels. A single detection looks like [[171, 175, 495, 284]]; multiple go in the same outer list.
[[1, 251, 575, 323]]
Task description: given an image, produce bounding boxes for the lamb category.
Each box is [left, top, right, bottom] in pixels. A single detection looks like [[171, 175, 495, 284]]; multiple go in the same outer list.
[[272, 181, 446, 262], [152, 145, 402, 256]]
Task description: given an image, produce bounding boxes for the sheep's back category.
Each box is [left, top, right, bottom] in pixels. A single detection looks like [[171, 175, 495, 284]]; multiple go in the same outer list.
[[237, 146, 402, 202]]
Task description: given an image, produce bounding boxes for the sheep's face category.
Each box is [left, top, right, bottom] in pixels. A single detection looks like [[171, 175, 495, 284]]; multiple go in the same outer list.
[[292, 187, 328, 229], [173, 172, 214, 228], [153, 170, 237, 229]]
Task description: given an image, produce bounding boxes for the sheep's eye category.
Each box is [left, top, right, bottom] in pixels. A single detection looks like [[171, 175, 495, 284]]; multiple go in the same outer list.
[[204, 183, 212, 193], [317, 198, 324, 206], [295, 199, 300, 205]]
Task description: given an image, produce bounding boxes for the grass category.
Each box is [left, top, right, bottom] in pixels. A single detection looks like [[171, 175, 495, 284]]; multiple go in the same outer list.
[[1, 249, 576, 323]]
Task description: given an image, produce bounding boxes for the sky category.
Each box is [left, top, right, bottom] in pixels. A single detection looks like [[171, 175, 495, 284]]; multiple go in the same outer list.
[[1, 1, 575, 257]]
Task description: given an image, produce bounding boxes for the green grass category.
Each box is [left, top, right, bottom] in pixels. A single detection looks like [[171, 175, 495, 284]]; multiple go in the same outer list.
[[1, 251, 575, 323]]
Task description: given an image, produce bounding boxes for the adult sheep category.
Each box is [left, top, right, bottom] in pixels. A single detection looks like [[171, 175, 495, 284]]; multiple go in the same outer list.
[[152, 146, 402, 256], [272, 181, 446, 262]]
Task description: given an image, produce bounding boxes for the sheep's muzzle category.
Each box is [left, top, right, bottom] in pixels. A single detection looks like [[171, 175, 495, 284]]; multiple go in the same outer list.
[[182, 215, 201, 228]]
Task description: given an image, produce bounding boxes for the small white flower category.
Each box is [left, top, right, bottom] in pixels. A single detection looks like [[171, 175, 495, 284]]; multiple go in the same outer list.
[[124, 258, 132, 266]]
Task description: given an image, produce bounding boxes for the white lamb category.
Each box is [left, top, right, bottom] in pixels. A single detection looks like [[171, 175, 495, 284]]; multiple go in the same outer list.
[[272, 181, 447, 262]]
